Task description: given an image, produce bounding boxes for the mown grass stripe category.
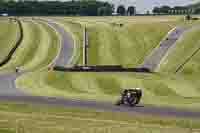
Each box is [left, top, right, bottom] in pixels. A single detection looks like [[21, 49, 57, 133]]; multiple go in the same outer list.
[[1, 19, 59, 72], [0, 19, 22, 67]]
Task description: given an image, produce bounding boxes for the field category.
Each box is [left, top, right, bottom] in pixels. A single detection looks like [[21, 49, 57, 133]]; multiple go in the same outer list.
[[0, 101, 200, 133], [56, 16, 179, 66], [87, 22, 177, 66], [0, 19, 20, 64], [16, 71, 200, 109], [0, 20, 60, 72], [1, 16, 200, 132], [157, 26, 200, 74], [13, 16, 200, 110]]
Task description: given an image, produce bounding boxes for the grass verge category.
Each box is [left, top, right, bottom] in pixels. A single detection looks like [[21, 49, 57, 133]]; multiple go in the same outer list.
[[87, 22, 177, 66], [0, 101, 200, 133], [15, 17, 200, 110], [0, 19, 19, 64], [157, 26, 200, 73], [16, 71, 200, 109], [0, 20, 59, 71]]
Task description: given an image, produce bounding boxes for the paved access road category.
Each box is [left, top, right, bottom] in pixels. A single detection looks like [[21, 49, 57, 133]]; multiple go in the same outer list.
[[140, 26, 188, 71], [0, 72, 25, 96], [0, 20, 200, 119]]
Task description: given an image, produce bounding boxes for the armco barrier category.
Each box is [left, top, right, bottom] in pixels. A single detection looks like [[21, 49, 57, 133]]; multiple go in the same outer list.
[[53, 65, 151, 73], [0, 18, 23, 66]]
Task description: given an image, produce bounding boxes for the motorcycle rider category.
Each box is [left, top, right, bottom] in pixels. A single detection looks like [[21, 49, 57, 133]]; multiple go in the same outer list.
[[120, 88, 142, 105], [122, 88, 142, 98], [134, 88, 142, 104]]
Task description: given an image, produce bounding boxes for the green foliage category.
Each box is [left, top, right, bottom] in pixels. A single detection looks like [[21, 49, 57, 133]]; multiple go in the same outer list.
[[117, 5, 126, 15], [0, 1, 113, 16], [152, 5, 190, 15], [98, 6, 113, 16], [127, 6, 135, 15]]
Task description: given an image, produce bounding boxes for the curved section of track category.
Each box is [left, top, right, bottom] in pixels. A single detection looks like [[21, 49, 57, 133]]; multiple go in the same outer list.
[[0, 19, 200, 119], [140, 26, 188, 71], [41, 19, 74, 66]]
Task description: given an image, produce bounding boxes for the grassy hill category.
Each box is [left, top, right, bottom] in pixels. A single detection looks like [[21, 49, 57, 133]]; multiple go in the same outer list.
[[56, 17, 178, 66], [15, 16, 200, 109], [87, 22, 177, 67], [16, 71, 200, 109], [157, 26, 200, 74], [0, 19, 20, 64], [0, 16, 199, 110], [0, 20, 60, 71]]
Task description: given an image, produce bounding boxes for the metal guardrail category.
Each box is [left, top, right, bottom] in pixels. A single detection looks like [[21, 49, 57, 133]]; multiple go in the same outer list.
[[53, 65, 151, 73]]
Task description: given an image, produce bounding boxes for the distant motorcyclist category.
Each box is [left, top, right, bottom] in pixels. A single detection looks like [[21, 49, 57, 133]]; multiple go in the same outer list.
[[116, 88, 142, 106]]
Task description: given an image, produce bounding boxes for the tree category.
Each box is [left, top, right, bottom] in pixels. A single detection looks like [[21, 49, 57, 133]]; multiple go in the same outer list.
[[1, 0, 15, 1], [159, 5, 171, 14], [146, 10, 150, 15], [127, 6, 135, 15], [152, 7, 160, 14], [117, 5, 126, 15], [0, 0, 113, 16], [194, 8, 200, 14], [174, 6, 185, 10], [98, 6, 112, 16]]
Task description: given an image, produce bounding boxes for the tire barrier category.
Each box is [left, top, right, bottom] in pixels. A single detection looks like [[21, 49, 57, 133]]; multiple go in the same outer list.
[[0, 18, 23, 66]]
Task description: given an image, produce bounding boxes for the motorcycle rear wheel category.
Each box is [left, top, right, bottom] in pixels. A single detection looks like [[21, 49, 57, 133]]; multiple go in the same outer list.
[[129, 97, 138, 107]]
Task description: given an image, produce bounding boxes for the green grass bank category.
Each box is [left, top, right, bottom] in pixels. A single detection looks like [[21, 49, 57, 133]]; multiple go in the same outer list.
[[0, 20, 60, 71], [0, 101, 200, 133], [0, 19, 20, 64]]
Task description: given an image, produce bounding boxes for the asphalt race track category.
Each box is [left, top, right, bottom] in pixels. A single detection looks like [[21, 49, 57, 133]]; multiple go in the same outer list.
[[44, 19, 74, 66], [0, 94, 200, 118], [0, 19, 199, 118], [140, 26, 188, 71]]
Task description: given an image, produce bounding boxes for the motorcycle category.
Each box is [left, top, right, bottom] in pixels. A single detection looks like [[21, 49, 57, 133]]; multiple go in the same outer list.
[[115, 88, 142, 107]]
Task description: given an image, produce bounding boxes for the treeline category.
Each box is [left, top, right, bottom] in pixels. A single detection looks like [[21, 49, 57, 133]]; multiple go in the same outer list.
[[152, 6, 194, 15], [116, 5, 136, 16], [0, 1, 114, 16]]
